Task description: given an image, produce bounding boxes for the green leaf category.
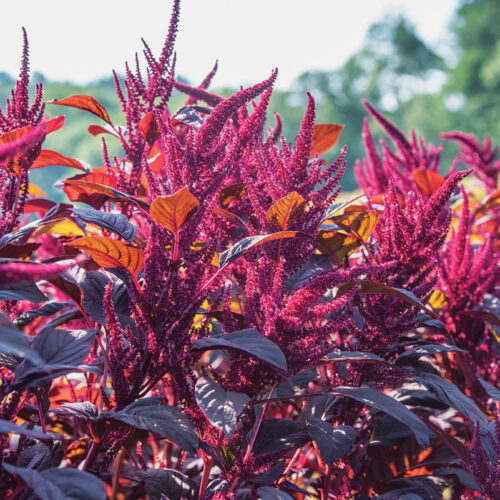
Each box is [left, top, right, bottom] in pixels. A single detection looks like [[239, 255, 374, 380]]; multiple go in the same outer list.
[[192, 328, 288, 372], [195, 377, 250, 438]]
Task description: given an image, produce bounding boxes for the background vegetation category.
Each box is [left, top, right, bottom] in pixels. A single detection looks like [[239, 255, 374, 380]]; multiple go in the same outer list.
[[1, 0, 497, 196]]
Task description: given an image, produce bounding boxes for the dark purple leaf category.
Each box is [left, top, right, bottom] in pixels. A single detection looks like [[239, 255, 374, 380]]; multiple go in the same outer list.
[[259, 486, 294, 500], [136, 469, 197, 500], [195, 377, 250, 438], [3, 464, 107, 500], [192, 328, 288, 372], [0, 314, 43, 365], [73, 207, 137, 243], [103, 397, 199, 453], [305, 417, 357, 466], [396, 344, 467, 364], [331, 386, 431, 448]]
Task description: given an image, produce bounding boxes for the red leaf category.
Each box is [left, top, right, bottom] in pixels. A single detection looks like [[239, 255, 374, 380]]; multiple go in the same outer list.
[[46, 115, 65, 134], [31, 150, 87, 171], [63, 173, 118, 209], [310, 124, 344, 157], [412, 168, 445, 196], [48, 95, 112, 125], [139, 112, 160, 144], [88, 124, 115, 137]]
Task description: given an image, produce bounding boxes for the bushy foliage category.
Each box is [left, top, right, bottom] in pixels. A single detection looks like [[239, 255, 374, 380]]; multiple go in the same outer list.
[[0, 3, 498, 499]]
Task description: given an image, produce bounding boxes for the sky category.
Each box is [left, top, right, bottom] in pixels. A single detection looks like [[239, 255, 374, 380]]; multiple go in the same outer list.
[[1, 0, 458, 89]]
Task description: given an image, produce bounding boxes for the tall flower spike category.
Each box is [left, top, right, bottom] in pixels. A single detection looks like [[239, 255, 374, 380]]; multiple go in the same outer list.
[[195, 69, 278, 152]]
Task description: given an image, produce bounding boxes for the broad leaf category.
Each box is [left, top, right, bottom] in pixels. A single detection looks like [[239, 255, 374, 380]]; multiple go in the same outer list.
[[337, 280, 437, 318], [259, 486, 294, 500], [218, 232, 309, 271], [478, 378, 500, 401], [417, 372, 488, 426], [195, 377, 250, 438], [0, 314, 43, 364], [56, 402, 99, 420], [285, 254, 331, 291], [266, 192, 306, 230], [136, 469, 197, 500], [326, 210, 378, 243], [66, 236, 144, 276], [48, 94, 112, 124], [30, 328, 97, 367], [0, 203, 69, 248], [252, 418, 309, 454], [62, 173, 117, 209], [310, 123, 344, 157], [105, 397, 199, 453], [0, 419, 59, 441], [46, 115, 65, 134], [322, 350, 390, 365], [3, 464, 106, 500], [305, 417, 357, 466], [412, 168, 445, 196], [73, 207, 137, 243], [317, 230, 360, 262], [63, 178, 150, 211], [150, 187, 200, 234], [31, 150, 86, 171], [192, 328, 288, 372], [331, 386, 431, 448], [139, 112, 160, 143], [80, 271, 131, 326], [396, 344, 467, 364], [0, 282, 47, 302], [15, 301, 74, 328]]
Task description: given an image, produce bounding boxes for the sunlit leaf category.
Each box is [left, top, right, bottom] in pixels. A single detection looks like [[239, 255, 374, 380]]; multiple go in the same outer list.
[[48, 95, 112, 124], [63, 176, 149, 210], [150, 187, 200, 234], [317, 230, 360, 262], [326, 210, 378, 243], [66, 236, 144, 276], [220, 183, 248, 208], [267, 192, 306, 230], [62, 172, 117, 209], [46, 115, 65, 134], [36, 220, 85, 236], [87, 124, 117, 137], [139, 112, 160, 144], [28, 183, 46, 197], [310, 123, 344, 157], [31, 150, 87, 171], [412, 168, 445, 196]]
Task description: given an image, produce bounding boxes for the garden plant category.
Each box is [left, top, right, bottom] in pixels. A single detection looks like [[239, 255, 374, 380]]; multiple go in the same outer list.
[[0, 1, 498, 498]]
